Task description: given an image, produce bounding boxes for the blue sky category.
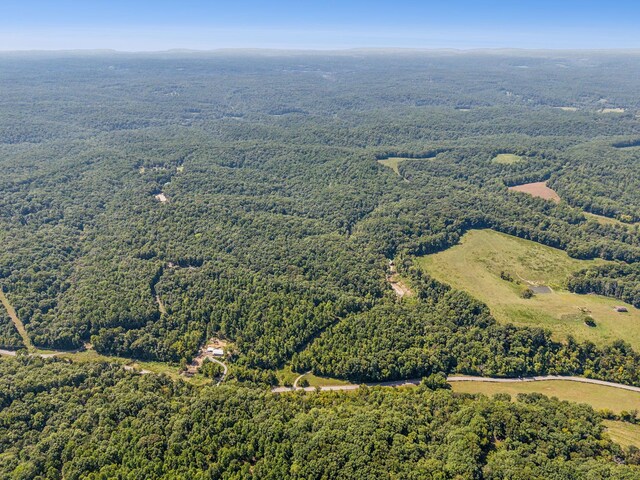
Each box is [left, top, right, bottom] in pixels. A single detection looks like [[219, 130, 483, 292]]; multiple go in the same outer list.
[[1, 0, 639, 50]]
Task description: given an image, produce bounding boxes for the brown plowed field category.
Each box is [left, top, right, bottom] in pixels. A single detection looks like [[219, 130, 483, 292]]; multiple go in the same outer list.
[[508, 181, 560, 203]]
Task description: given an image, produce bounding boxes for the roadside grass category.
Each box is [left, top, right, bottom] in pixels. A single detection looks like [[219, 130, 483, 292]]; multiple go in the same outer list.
[[276, 366, 352, 387], [55, 349, 185, 379], [603, 420, 640, 448], [451, 380, 640, 414], [417, 229, 640, 349], [306, 373, 352, 387], [492, 153, 522, 164], [276, 365, 300, 386]]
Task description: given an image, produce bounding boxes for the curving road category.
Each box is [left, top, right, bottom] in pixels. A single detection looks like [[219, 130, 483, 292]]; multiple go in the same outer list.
[[293, 371, 311, 389], [210, 358, 228, 386], [272, 375, 640, 394]]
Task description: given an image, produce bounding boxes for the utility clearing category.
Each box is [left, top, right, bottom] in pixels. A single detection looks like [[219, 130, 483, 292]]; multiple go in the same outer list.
[[418, 229, 640, 349]]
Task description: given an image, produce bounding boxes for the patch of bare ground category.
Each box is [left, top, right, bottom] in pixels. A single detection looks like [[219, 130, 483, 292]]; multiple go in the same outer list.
[[508, 181, 560, 203], [387, 261, 413, 298], [155, 193, 168, 203]]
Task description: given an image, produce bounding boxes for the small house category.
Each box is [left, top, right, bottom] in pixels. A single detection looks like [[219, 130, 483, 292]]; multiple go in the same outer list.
[[614, 306, 629, 313], [208, 348, 224, 356]]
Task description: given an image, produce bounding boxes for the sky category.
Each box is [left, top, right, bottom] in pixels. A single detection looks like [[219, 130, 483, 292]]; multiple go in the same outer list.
[[1, 0, 639, 51]]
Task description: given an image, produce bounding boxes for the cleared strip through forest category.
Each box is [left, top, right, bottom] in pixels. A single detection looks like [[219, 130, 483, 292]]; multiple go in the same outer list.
[[0, 290, 33, 352]]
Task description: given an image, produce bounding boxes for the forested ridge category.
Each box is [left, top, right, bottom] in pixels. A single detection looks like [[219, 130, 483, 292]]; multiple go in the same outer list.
[[1, 51, 640, 477]]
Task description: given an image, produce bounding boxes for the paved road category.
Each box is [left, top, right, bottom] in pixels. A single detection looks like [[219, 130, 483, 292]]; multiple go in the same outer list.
[[272, 375, 640, 394]]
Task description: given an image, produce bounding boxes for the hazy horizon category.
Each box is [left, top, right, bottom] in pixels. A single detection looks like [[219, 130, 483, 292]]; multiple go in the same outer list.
[[2, 0, 639, 51]]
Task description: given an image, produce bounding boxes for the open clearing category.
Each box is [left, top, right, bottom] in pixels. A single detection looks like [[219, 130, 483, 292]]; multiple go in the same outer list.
[[417, 229, 640, 349], [554, 106, 578, 112], [600, 108, 626, 114], [451, 379, 640, 414], [492, 153, 523, 164], [155, 193, 168, 202], [603, 421, 640, 448], [508, 181, 561, 202], [378, 157, 408, 176], [387, 261, 413, 298], [377, 155, 436, 177]]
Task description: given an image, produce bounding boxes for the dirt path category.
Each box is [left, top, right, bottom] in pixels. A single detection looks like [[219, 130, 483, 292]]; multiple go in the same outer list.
[[293, 371, 311, 389], [210, 358, 228, 386], [123, 365, 152, 374], [156, 295, 167, 315], [0, 290, 33, 352], [272, 375, 640, 394]]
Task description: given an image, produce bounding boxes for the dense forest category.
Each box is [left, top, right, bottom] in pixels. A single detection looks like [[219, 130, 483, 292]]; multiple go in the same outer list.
[[1, 52, 640, 373], [1, 51, 640, 476], [0, 357, 639, 479]]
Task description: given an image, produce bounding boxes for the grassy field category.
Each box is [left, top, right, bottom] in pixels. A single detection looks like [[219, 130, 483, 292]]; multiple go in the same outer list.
[[492, 153, 522, 164], [275, 365, 301, 386], [603, 421, 640, 448], [418, 229, 640, 349], [584, 211, 639, 227], [451, 380, 640, 414]]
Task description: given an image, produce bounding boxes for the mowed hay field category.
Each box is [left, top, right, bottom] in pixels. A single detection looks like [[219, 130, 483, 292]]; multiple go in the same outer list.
[[603, 421, 640, 448], [417, 229, 640, 349], [452, 380, 640, 415]]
